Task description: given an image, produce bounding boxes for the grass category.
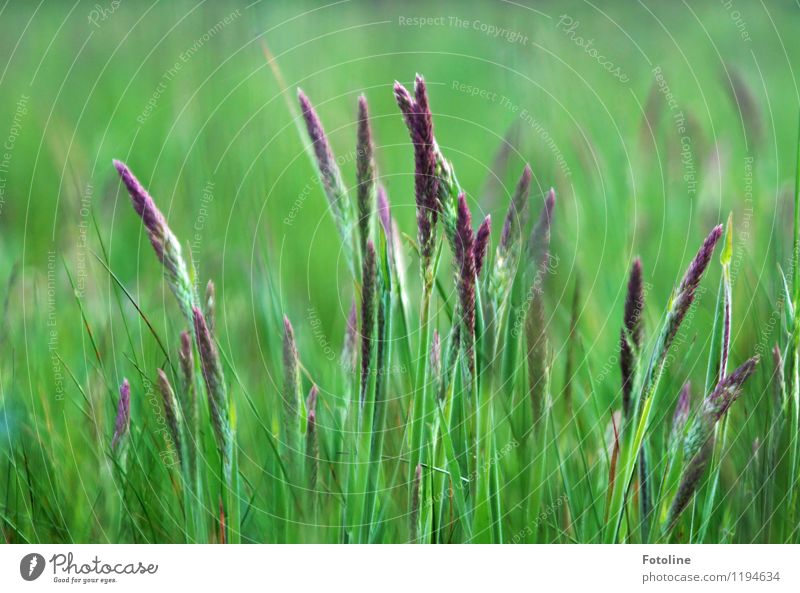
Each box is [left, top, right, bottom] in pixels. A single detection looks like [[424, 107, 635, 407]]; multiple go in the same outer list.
[[1, 0, 800, 544]]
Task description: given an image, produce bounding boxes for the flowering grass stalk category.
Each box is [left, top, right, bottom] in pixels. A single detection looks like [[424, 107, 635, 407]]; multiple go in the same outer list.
[[297, 90, 360, 277], [620, 258, 644, 420], [356, 95, 376, 261], [394, 75, 451, 517], [663, 357, 759, 534], [111, 379, 131, 454], [178, 331, 199, 485], [282, 315, 303, 473], [695, 215, 735, 542], [606, 224, 723, 543], [113, 160, 196, 323], [193, 305, 238, 543], [525, 189, 556, 427], [305, 385, 319, 493], [156, 369, 183, 465]]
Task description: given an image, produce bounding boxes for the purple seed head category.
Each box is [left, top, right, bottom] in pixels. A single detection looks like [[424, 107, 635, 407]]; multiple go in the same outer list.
[[455, 193, 476, 373], [356, 95, 376, 255], [297, 90, 346, 215], [179, 330, 194, 387], [666, 437, 714, 532], [499, 164, 532, 253], [669, 381, 691, 447], [376, 185, 394, 264], [704, 355, 759, 421], [669, 225, 724, 339], [157, 369, 182, 460], [113, 160, 168, 258], [193, 306, 232, 471], [305, 385, 319, 489], [113, 160, 194, 322], [394, 77, 438, 265], [360, 241, 377, 406], [177, 330, 197, 452], [282, 315, 302, 455], [112, 378, 131, 451], [474, 215, 492, 277], [620, 257, 644, 418], [667, 355, 758, 532], [306, 384, 319, 415], [377, 186, 391, 239], [528, 188, 555, 270]]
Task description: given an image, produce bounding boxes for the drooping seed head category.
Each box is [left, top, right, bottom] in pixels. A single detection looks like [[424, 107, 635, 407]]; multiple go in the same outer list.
[[111, 378, 131, 451], [703, 355, 758, 422], [113, 160, 195, 322], [684, 357, 759, 466], [665, 356, 757, 533]]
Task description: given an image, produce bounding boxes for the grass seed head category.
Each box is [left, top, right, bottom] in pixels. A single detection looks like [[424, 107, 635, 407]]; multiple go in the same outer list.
[[157, 369, 183, 463], [282, 315, 301, 453], [455, 193, 476, 375], [620, 257, 644, 418], [111, 378, 131, 452], [667, 225, 724, 345], [341, 300, 358, 373], [360, 241, 377, 406], [474, 215, 492, 277], [305, 385, 319, 490], [394, 77, 438, 269], [669, 381, 691, 450], [356, 95, 376, 257], [666, 356, 759, 532], [193, 306, 232, 477], [113, 160, 195, 323]]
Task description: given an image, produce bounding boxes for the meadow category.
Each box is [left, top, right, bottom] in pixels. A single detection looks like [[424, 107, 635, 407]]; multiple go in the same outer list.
[[1, 0, 799, 544]]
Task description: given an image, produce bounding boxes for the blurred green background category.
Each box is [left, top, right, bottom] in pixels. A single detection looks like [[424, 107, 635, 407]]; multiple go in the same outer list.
[[1, 0, 799, 541]]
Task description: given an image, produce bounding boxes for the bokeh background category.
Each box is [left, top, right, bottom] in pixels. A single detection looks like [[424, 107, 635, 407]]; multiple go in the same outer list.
[[1, 0, 799, 542]]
